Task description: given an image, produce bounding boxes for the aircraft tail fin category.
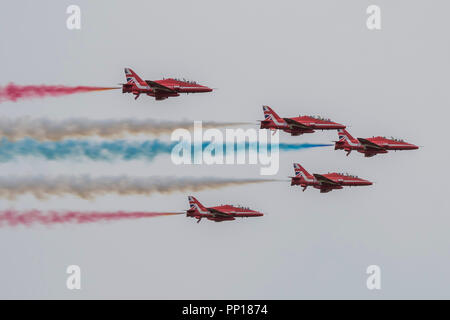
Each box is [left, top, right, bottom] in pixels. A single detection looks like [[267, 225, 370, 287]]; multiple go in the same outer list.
[[188, 196, 208, 213], [124, 67, 147, 87], [293, 163, 314, 179], [338, 129, 356, 142], [263, 105, 283, 122]]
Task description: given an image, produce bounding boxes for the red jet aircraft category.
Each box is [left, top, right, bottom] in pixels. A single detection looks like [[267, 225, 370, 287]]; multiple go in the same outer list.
[[335, 129, 419, 157], [260, 105, 346, 136], [121, 68, 213, 100], [186, 196, 263, 223], [291, 163, 372, 193]]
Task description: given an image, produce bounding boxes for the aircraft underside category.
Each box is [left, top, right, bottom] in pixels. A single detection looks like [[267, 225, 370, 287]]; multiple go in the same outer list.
[[314, 185, 343, 193], [122, 84, 181, 101], [128, 92, 181, 101], [357, 149, 387, 157], [206, 216, 236, 222], [287, 129, 315, 136]]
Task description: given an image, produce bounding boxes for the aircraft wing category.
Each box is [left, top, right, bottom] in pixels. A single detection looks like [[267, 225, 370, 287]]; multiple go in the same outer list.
[[145, 80, 177, 93], [283, 118, 311, 130], [357, 138, 386, 150], [313, 174, 339, 185], [209, 208, 233, 217]]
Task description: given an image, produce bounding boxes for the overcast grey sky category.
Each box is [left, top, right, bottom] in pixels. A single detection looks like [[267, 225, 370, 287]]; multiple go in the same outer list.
[[0, 0, 449, 299]]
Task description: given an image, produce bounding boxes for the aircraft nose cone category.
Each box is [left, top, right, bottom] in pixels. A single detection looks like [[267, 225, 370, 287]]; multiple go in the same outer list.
[[201, 86, 213, 92]]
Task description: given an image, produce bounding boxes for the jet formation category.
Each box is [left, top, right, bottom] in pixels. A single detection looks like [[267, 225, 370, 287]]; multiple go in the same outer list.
[[259, 104, 417, 193], [117, 68, 419, 211]]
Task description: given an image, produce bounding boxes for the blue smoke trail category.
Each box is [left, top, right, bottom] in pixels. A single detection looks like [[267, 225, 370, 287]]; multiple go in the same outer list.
[[279, 143, 332, 150], [0, 138, 331, 162]]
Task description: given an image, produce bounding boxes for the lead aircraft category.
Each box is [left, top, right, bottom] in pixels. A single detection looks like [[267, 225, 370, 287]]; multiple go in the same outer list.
[[121, 68, 212, 100]]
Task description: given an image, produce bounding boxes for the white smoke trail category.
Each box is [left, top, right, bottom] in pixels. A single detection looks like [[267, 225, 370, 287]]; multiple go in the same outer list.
[[0, 175, 275, 199], [0, 117, 249, 141]]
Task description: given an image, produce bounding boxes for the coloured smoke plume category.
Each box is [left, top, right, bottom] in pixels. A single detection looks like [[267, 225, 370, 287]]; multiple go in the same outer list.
[[0, 139, 331, 162], [0, 210, 183, 227], [0, 176, 275, 199], [0, 117, 249, 141], [0, 83, 118, 103]]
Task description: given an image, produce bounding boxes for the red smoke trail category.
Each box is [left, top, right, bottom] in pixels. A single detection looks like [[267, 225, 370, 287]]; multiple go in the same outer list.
[[0, 210, 183, 227], [0, 83, 118, 103]]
